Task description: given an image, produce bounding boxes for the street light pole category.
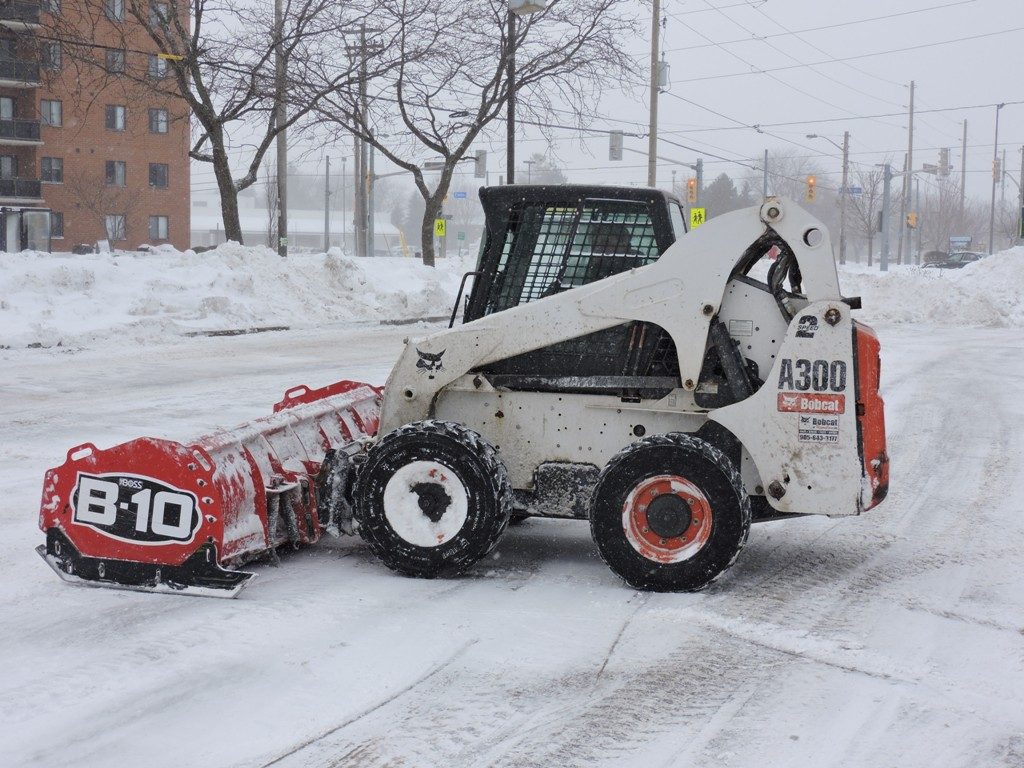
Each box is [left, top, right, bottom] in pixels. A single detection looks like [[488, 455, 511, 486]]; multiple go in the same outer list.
[[880, 163, 892, 272], [506, 10, 516, 184], [647, 0, 660, 187], [989, 103, 1004, 254]]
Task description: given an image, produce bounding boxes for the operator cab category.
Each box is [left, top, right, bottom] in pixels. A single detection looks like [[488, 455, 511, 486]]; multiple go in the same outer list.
[[461, 185, 687, 399]]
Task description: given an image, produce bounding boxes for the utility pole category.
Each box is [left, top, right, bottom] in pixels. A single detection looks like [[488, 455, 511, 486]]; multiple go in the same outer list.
[[695, 157, 703, 204], [896, 153, 907, 265], [839, 131, 849, 265], [897, 80, 914, 265], [917, 177, 925, 264], [358, 24, 369, 257], [341, 156, 347, 252], [367, 143, 375, 257], [960, 119, 967, 224], [323, 156, 330, 251], [647, 0, 660, 187], [506, 12, 516, 184], [762, 149, 768, 199], [1019, 146, 1024, 243], [880, 163, 892, 272], [274, 0, 287, 258], [1000, 147, 1007, 205], [352, 134, 362, 257], [989, 103, 1005, 254]]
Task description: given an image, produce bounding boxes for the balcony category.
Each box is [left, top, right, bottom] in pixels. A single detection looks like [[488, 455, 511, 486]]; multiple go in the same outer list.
[[0, 177, 42, 200], [0, 2, 41, 30], [0, 59, 40, 87], [0, 117, 40, 144]]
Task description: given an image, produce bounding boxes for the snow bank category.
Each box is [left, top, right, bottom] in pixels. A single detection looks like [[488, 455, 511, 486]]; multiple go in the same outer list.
[[0, 243, 473, 348], [840, 246, 1024, 328], [3, 242, 1022, 349]]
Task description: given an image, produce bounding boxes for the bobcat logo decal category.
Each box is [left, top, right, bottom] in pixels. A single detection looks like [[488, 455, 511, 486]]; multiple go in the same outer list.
[[416, 349, 446, 379]]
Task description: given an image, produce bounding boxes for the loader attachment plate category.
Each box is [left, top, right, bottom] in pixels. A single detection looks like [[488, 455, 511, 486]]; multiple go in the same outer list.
[[37, 529, 254, 598]]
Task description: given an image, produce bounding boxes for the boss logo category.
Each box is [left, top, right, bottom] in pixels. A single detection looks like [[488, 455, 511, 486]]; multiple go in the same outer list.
[[777, 358, 847, 393], [72, 473, 201, 544]]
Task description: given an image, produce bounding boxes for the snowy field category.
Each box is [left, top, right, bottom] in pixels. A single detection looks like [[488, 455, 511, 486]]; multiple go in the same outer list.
[[2, 248, 1024, 767]]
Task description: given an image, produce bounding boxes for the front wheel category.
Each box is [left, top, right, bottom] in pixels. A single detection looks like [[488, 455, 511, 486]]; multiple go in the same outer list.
[[353, 420, 513, 578], [589, 433, 751, 592]]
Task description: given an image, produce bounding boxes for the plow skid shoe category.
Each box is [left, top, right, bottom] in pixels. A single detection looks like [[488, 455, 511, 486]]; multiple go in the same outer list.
[[38, 379, 381, 597]]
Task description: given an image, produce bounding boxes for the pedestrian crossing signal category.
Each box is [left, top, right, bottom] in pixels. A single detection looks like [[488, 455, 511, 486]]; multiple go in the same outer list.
[[805, 175, 817, 203]]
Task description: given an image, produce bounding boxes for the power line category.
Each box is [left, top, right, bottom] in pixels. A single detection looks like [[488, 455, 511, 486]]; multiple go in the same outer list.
[[662, 0, 975, 54], [674, 26, 1024, 84]]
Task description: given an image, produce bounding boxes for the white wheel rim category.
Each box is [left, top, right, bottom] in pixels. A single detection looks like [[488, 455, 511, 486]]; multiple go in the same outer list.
[[383, 460, 469, 548]]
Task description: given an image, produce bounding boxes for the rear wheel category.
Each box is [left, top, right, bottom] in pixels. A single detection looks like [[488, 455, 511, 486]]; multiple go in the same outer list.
[[354, 420, 512, 578], [590, 433, 750, 591]]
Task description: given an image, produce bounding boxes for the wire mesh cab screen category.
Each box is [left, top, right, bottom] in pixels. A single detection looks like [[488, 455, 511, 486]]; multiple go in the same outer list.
[[485, 198, 661, 316]]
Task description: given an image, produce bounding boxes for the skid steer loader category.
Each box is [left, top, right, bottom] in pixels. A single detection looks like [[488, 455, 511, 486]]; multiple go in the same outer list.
[[36, 185, 887, 595]]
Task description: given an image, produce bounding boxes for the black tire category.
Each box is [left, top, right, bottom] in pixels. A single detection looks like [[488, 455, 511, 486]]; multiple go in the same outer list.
[[589, 433, 751, 592], [354, 420, 513, 578]]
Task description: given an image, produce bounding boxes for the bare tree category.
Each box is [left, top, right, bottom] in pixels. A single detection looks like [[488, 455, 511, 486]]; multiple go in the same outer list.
[[847, 165, 885, 265], [49, 0, 375, 243], [312, 0, 639, 266], [65, 168, 143, 244]]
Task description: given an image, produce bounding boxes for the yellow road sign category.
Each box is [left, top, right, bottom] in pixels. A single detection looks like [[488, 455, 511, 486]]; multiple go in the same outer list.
[[689, 207, 706, 228], [434, 218, 447, 237], [157, 53, 185, 61]]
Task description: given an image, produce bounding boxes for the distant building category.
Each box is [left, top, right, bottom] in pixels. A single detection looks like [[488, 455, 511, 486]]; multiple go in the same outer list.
[[0, 0, 190, 251]]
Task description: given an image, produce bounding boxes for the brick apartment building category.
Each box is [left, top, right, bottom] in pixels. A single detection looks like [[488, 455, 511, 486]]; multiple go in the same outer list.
[[0, 0, 190, 251]]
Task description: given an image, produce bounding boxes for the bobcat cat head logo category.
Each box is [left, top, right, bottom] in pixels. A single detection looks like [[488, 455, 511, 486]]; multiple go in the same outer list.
[[416, 349, 445, 378]]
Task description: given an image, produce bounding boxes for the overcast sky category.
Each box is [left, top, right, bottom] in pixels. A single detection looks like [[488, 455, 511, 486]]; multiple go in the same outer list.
[[490, 0, 1023, 201], [192, 0, 1023, 207]]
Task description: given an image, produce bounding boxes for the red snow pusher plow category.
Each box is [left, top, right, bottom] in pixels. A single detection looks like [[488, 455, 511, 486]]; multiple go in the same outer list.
[[37, 380, 381, 597]]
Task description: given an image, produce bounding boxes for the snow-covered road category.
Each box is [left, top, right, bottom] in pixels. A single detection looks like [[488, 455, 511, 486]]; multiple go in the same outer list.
[[1, 323, 1022, 768]]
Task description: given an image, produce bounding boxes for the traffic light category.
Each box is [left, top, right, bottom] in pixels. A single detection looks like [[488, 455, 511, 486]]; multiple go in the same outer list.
[[994, 157, 1002, 181], [938, 148, 950, 179], [906, 212, 918, 229], [687, 177, 697, 203], [474, 150, 487, 179], [805, 175, 817, 203], [609, 131, 623, 162]]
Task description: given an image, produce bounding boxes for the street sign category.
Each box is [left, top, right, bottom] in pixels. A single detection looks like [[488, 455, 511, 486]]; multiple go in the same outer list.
[[454, 191, 467, 199], [457, 231, 466, 241], [841, 185, 863, 197], [949, 235, 972, 252], [689, 207, 706, 228], [609, 131, 623, 161], [922, 163, 938, 175], [434, 219, 447, 237], [424, 161, 446, 171]]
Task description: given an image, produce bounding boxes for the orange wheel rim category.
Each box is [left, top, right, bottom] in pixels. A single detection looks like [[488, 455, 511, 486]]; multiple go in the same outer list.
[[621, 474, 713, 564]]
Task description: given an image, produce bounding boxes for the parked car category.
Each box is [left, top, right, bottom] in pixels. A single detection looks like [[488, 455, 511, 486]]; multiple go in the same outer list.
[[923, 251, 986, 269]]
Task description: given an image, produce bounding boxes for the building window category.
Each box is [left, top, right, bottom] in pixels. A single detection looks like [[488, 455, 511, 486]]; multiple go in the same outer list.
[[41, 42, 62, 71], [44, 0, 60, 13], [105, 160, 126, 187], [150, 2, 169, 26], [0, 155, 17, 180], [41, 156, 62, 183], [148, 107, 168, 134], [0, 97, 12, 120], [41, 99, 62, 127], [51, 212, 64, 238], [105, 104, 126, 131], [105, 49, 124, 74], [149, 215, 168, 240], [149, 163, 168, 189], [105, 0, 124, 21], [147, 54, 167, 79], [105, 214, 126, 241]]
